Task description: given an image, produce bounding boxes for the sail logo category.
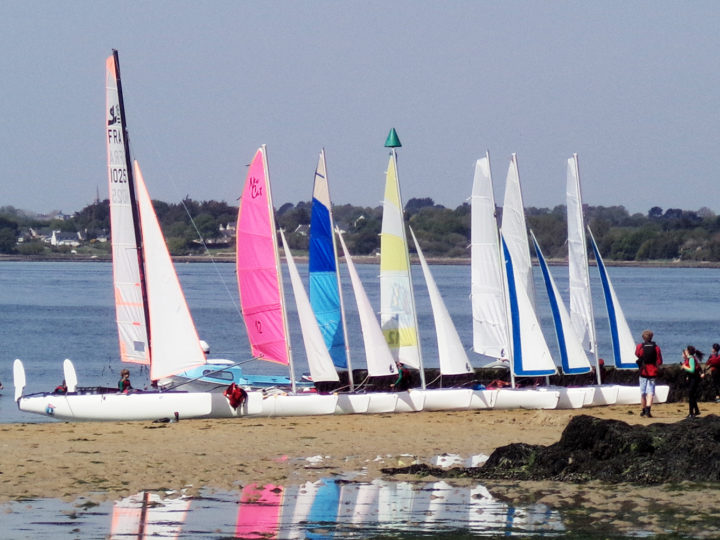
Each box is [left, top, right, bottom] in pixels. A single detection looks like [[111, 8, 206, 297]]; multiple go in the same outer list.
[[107, 105, 121, 126], [255, 319, 263, 334], [249, 177, 263, 199]]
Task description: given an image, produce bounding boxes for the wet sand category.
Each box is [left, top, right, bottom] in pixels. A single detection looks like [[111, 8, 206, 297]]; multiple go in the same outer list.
[[2, 401, 719, 503]]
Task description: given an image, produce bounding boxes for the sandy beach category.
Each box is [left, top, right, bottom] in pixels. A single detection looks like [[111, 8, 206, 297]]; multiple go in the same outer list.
[[3, 400, 719, 503]]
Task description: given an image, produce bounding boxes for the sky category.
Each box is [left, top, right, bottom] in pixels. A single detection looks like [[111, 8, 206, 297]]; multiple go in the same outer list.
[[2, 1, 719, 216]]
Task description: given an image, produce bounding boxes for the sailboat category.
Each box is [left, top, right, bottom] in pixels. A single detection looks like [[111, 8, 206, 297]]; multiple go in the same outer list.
[[494, 154, 559, 409], [235, 145, 338, 416], [566, 154, 668, 405], [379, 129, 425, 389], [308, 149, 353, 387], [13, 51, 218, 421]]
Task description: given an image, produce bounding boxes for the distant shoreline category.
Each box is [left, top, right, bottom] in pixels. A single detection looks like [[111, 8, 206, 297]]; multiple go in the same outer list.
[[3, 253, 720, 268]]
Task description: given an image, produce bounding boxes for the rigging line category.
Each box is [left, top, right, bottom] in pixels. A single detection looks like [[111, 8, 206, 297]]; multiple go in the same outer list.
[[127, 127, 243, 320]]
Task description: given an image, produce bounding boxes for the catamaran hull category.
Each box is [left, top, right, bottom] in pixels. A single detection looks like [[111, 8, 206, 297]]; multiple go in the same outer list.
[[556, 387, 596, 409], [469, 389, 498, 410], [421, 389, 474, 411], [260, 393, 339, 416], [18, 392, 213, 421], [494, 388, 560, 410], [614, 384, 670, 405]]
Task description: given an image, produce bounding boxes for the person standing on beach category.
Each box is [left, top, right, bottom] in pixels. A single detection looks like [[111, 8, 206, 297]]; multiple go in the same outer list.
[[706, 343, 720, 403], [681, 345, 704, 418], [635, 329, 663, 418]]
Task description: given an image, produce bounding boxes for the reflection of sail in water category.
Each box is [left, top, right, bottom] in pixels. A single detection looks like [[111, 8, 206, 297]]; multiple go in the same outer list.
[[277, 481, 318, 539], [109, 491, 190, 539], [235, 483, 283, 539], [377, 480, 415, 527]]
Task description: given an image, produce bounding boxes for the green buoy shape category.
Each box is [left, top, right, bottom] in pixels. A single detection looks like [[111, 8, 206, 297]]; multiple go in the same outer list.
[[384, 128, 402, 148]]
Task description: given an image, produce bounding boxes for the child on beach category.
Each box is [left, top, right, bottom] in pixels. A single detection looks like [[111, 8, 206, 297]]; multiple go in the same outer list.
[[118, 369, 132, 393]]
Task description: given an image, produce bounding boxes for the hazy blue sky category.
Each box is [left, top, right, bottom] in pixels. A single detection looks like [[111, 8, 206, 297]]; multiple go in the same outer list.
[[2, 1, 719, 215]]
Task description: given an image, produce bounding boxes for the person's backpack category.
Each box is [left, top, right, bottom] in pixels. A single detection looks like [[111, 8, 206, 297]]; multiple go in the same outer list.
[[642, 343, 657, 365]]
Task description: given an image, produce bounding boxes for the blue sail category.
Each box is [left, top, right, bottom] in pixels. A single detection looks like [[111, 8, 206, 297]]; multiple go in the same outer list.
[[308, 152, 347, 369]]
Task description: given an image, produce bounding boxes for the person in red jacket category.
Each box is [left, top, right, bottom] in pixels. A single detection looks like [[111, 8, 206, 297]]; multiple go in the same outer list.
[[706, 343, 720, 403], [635, 329, 663, 418]]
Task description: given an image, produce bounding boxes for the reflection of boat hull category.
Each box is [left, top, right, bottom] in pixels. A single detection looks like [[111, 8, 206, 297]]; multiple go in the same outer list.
[[18, 390, 213, 421], [494, 388, 560, 410]]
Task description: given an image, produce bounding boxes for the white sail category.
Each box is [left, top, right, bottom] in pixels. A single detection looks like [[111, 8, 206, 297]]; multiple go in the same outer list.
[[502, 235, 557, 376], [336, 230, 396, 377], [531, 230, 591, 374], [501, 153, 536, 305], [567, 153, 598, 363], [106, 53, 149, 366], [410, 227, 473, 375], [470, 154, 509, 358], [380, 150, 422, 369], [280, 230, 339, 383], [588, 228, 637, 369], [134, 161, 207, 380]]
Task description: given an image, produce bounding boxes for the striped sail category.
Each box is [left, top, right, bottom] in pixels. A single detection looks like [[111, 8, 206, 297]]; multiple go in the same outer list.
[[336, 231, 396, 377], [531, 230, 591, 374], [379, 151, 421, 369], [106, 52, 149, 365], [236, 146, 290, 365], [410, 228, 473, 375], [501, 153, 536, 305], [567, 153, 599, 364], [470, 153, 509, 358], [309, 150, 349, 369], [588, 228, 637, 369], [134, 162, 206, 380], [281, 230, 339, 382], [502, 237, 556, 377]]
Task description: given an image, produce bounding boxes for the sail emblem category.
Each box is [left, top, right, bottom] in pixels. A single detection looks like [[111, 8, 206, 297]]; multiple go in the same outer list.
[[249, 177, 263, 199], [255, 320, 263, 333], [107, 105, 120, 126]]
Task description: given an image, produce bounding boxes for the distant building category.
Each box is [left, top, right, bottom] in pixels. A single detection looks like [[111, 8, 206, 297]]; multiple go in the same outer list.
[[50, 230, 82, 247]]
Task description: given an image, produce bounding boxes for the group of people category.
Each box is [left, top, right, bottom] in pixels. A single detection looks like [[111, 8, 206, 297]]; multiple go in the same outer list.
[[636, 329, 720, 419]]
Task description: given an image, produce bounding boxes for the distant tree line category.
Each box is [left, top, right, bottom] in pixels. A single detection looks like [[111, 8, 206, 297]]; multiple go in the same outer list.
[[1, 199, 719, 261]]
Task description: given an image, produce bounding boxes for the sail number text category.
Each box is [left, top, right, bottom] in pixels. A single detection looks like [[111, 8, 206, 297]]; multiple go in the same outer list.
[[110, 168, 128, 183]]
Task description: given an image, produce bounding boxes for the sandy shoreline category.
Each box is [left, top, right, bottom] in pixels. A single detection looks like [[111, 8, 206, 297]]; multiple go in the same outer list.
[[2, 401, 719, 503]]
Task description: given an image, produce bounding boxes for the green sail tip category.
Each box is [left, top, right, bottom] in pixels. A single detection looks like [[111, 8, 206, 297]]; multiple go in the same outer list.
[[384, 128, 402, 148]]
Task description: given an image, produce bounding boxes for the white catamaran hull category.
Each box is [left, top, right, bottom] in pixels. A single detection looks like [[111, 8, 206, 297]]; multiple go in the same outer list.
[[494, 388, 560, 410], [614, 384, 670, 405], [18, 391, 213, 422], [555, 386, 596, 409]]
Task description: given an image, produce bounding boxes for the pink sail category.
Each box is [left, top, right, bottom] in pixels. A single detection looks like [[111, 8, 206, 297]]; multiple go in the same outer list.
[[236, 147, 289, 365]]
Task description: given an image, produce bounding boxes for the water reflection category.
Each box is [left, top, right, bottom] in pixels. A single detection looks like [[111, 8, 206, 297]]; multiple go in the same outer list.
[[1, 478, 565, 538]]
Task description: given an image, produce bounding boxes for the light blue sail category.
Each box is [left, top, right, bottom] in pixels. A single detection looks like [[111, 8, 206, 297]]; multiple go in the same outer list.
[[309, 150, 348, 369]]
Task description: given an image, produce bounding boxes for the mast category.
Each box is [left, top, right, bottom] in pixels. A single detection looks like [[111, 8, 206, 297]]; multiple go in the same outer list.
[[264, 146, 297, 393]]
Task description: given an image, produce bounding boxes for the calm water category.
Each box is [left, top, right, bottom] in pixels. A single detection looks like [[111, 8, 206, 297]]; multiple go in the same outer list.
[[2, 261, 720, 423]]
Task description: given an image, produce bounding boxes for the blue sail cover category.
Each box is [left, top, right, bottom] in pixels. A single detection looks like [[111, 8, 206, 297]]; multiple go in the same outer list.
[[309, 196, 347, 368]]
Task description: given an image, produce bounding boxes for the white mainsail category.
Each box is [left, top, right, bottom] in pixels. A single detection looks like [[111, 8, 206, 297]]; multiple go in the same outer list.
[[134, 162, 207, 380], [501, 153, 536, 306], [470, 153, 509, 359], [567, 153, 599, 364], [336, 230, 396, 377], [106, 52, 148, 366], [410, 227, 473, 376], [380, 148, 422, 371], [280, 230, 339, 383]]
